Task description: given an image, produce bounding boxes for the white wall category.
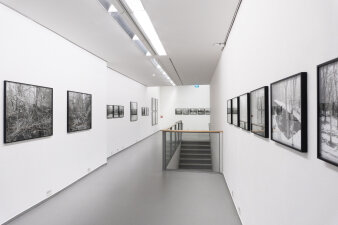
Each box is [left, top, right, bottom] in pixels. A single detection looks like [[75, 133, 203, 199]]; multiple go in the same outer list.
[[0, 4, 161, 224], [160, 85, 210, 130], [106, 69, 160, 157], [210, 0, 338, 225]]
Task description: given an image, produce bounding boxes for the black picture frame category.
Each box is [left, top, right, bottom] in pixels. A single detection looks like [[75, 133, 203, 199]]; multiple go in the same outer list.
[[130, 101, 138, 122], [231, 97, 240, 126], [4, 80, 53, 143], [182, 108, 189, 115], [239, 93, 250, 131], [317, 57, 338, 166], [189, 108, 198, 115], [113, 105, 119, 118], [67, 91, 92, 133], [198, 108, 206, 115], [270, 72, 307, 152], [227, 99, 232, 124], [118, 105, 124, 118], [205, 108, 210, 115], [250, 86, 269, 138], [107, 105, 113, 119]]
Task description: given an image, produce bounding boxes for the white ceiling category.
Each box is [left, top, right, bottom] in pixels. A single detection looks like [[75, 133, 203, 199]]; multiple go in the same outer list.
[[0, 0, 240, 86]]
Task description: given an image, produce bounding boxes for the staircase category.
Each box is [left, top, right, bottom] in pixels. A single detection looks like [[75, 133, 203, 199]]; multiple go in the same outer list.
[[179, 141, 212, 170]]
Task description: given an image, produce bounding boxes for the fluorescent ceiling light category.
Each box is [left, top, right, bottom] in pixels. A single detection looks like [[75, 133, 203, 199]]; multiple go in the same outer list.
[[124, 0, 167, 55], [108, 4, 118, 13], [132, 35, 139, 41], [146, 51, 151, 56]]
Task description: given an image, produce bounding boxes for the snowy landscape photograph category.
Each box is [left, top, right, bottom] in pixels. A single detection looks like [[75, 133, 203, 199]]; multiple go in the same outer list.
[[240, 93, 250, 130], [232, 97, 239, 126], [271, 73, 307, 152], [250, 87, 268, 137], [227, 99, 232, 124], [5, 81, 53, 143], [318, 58, 338, 166]]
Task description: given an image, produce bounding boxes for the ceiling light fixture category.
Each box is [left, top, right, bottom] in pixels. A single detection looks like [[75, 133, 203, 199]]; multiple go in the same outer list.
[[108, 4, 118, 13], [123, 0, 167, 56]]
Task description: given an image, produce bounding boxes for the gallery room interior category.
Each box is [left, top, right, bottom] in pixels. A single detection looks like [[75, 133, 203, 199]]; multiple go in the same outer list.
[[0, 0, 338, 225]]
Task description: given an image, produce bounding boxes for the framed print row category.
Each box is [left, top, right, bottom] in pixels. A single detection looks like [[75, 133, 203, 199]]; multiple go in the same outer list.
[[175, 108, 210, 115], [227, 72, 307, 152], [107, 105, 124, 119], [4, 80, 92, 144]]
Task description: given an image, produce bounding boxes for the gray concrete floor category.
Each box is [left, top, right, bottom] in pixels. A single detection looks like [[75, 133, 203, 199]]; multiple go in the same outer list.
[[6, 132, 242, 225]]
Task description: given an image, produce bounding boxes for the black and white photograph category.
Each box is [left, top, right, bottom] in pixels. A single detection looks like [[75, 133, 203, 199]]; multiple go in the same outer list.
[[118, 106, 124, 118], [146, 107, 149, 116], [240, 93, 250, 131], [250, 87, 269, 138], [130, 102, 138, 121], [205, 108, 210, 115], [142, 107, 147, 116], [67, 91, 92, 133], [190, 108, 198, 115], [227, 99, 232, 124], [232, 97, 239, 126], [318, 57, 338, 166], [198, 108, 206, 115], [4, 81, 53, 143], [182, 108, 189, 115], [107, 105, 113, 119], [113, 105, 119, 118], [271, 73, 307, 152], [175, 108, 182, 115]]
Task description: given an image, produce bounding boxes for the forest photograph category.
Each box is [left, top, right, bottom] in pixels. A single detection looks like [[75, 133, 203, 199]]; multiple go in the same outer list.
[[118, 106, 124, 118], [318, 59, 338, 165], [130, 102, 138, 121], [67, 91, 92, 132], [5, 81, 53, 143], [227, 100, 232, 124], [271, 74, 306, 151], [250, 87, 268, 137], [107, 105, 113, 119], [232, 97, 239, 126]]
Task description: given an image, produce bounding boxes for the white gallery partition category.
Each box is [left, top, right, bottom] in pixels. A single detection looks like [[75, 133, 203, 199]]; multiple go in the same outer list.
[[210, 0, 338, 225], [0, 4, 160, 224]]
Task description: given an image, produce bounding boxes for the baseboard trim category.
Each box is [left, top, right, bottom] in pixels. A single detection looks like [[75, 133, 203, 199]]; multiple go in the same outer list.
[[107, 130, 160, 160], [2, 162, 107, 225]]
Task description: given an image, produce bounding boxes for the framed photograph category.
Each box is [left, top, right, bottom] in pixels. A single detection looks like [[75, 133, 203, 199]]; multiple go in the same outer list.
[[205, 108, 210, 115], [232, 97, 239, 126], [227, 99, 232, 124], [130, 102, 138, 121], [318, 57, 338, 166], [250, 87, 269, 138], [4, 81, 53, 143], [182, 108, 189, 115], [113, 105, 119, 118], [107, 105, 113, 119], [67, 91, 92, 133], [198, 108, 206, 115], [240, 93, 250, 131], [175, 108, 182, 115], [271, 72, 307, 152], [118, 106, 124, 118], [190, 108, 198, 115]]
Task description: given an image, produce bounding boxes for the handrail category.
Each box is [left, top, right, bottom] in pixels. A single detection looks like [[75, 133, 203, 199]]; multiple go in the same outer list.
[[161, 130, 223, 133]]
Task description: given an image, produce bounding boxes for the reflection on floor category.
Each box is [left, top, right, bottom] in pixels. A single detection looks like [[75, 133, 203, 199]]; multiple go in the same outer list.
[[6, 132, 241, 225]]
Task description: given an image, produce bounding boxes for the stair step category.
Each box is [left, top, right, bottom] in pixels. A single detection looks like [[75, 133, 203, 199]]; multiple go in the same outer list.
[[180, 159, 212, 164], [181, 145, 210, 149], [181, 141, 210, 145], [181, 150, 211, 154], [179, 163, 212, 170], [180, 154, 211, 159]]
